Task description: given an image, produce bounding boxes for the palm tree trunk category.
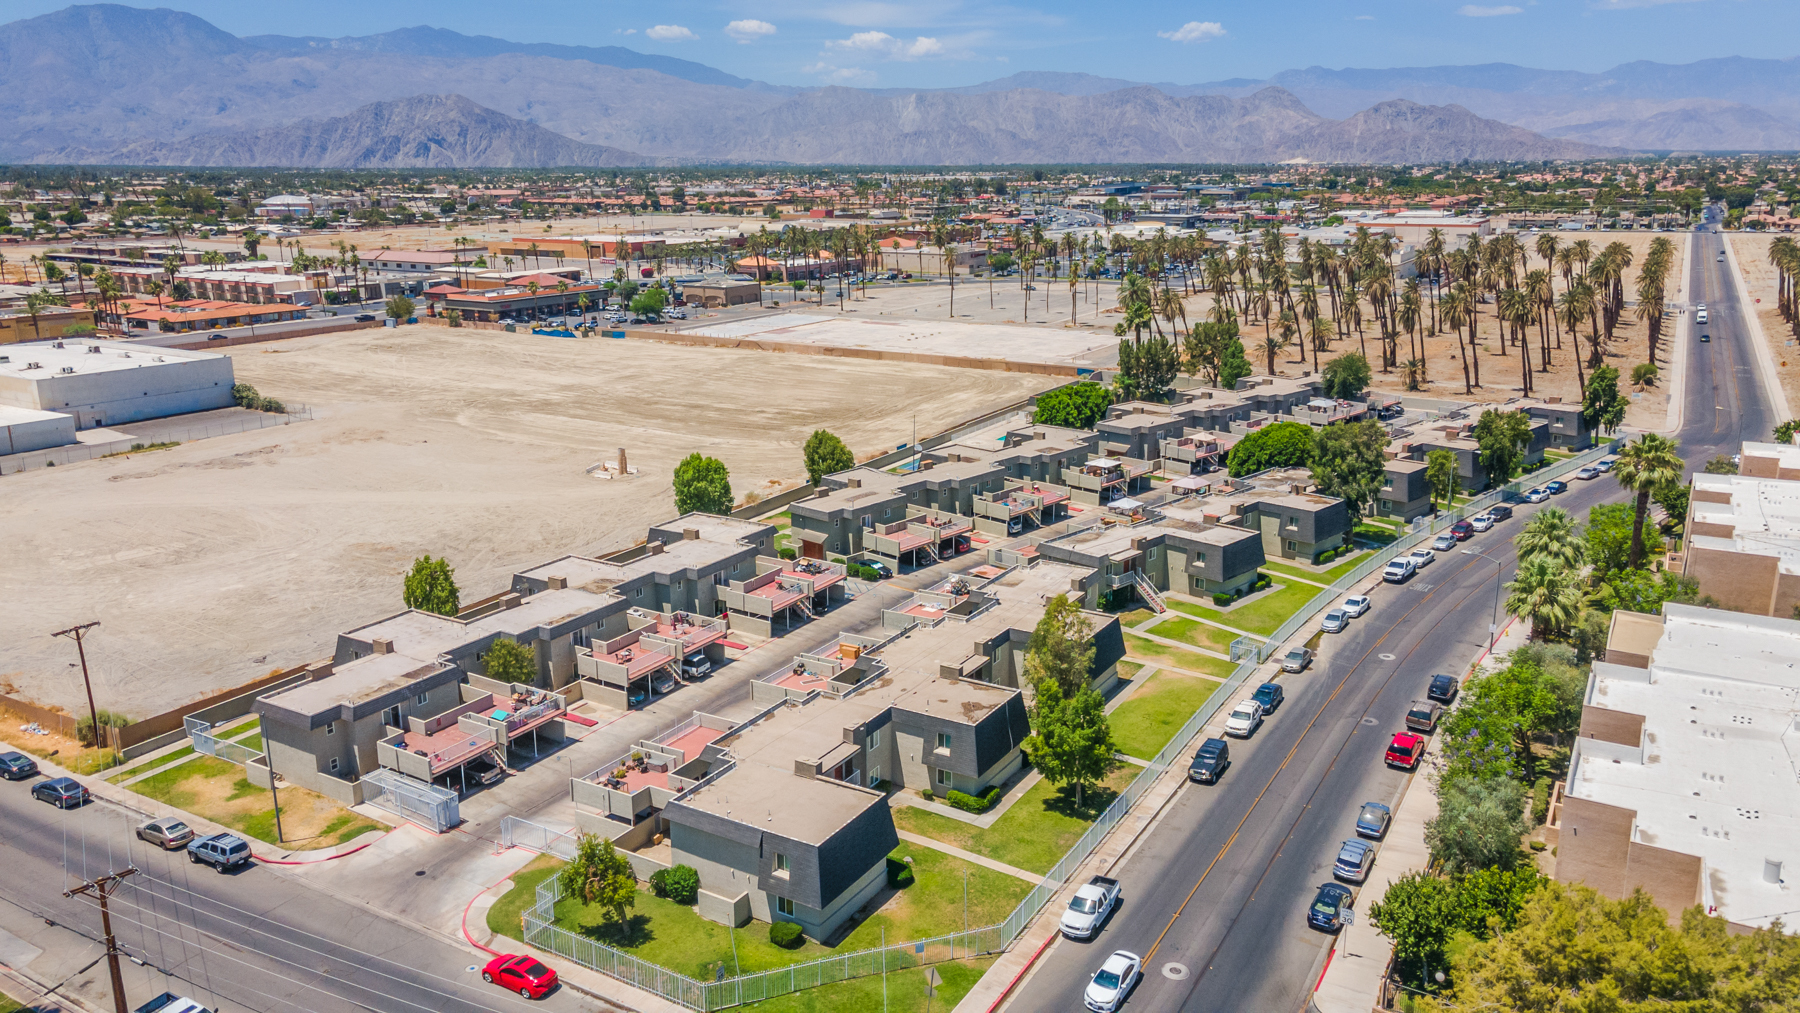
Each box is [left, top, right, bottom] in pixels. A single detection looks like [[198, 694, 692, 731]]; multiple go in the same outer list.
[[1629, 487, 1652, 569]]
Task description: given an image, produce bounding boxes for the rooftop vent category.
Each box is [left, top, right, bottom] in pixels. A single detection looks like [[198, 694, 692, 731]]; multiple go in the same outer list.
[[86, 343, 101, 353], [371, 637, 394, 655], [546, 575, 568, 590], [0, 356, 8, 364], [1766, 859, 1784, 884], [683, 527, 700, 541], [58, 366, 75, 374]]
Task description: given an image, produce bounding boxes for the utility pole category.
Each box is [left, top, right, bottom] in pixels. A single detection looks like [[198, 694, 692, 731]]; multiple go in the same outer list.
[[52, 622, 106, 755], [262, 716, 284, 844], [65, 867, 138, 1013]]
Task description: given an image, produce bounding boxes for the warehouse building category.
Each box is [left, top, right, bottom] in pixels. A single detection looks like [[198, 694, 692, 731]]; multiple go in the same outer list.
[[0, 339, 235, 430]]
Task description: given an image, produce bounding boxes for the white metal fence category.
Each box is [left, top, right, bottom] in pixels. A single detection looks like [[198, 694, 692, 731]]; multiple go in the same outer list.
[[509, 438, 1624, 1010], [183, 716, 265, 767], [500, 816, 580, 859], [0, 405, 314, 475], [361, 768, 461, 833]]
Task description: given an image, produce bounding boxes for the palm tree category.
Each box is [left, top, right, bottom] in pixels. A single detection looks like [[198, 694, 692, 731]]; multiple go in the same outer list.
[[1613, 433, 1684, 569], [1516, 507, 1585, 568], [1505, 556, 1585, 641], [1156, 286, 1185, 341], [1260, 332, 1289, 376]]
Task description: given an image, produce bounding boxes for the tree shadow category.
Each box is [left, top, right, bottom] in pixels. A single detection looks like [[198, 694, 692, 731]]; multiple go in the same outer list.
[[575, 912, 654, 949], [1039, 781, 1121, 822]]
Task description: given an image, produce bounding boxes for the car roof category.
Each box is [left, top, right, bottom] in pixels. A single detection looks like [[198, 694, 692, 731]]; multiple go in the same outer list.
[[1198, 737, 1226, 752], [1360, 801, 1390, 814], [1231, 700, 1258, 712], [1390, 732, 1423, 746], [1431, 673, 1456, 685], [1100, 951, 1138, 971], [1255, 682, 1279, 692]]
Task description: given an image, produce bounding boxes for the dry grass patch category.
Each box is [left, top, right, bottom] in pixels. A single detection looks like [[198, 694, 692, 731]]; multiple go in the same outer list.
[[129, 754, 382, 847]]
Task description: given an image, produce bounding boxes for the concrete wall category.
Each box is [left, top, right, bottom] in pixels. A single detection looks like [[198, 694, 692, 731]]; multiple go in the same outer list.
[[670, 821, 770, 920], [1579, 706, 1645, 748], [1683, 545, 1780, 616], [697, 887, 751, 927], [1556, 794, 1635, 899]]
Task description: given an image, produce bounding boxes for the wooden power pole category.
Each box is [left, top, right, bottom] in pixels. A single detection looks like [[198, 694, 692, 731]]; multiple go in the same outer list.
[[51, 621, 105, 753], [64, 866, 138, 1013]]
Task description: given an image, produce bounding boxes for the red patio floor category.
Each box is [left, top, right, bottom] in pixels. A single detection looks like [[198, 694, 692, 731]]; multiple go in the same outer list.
[[662, 724, 726, 760], [774, 669, 832, 692]]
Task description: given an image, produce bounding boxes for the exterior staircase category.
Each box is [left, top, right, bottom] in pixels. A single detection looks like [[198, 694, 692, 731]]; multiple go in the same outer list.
[[1130, 570, 1168, 614]]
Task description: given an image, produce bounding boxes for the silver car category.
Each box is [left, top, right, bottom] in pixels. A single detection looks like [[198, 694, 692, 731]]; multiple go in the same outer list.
[[1320, 608, 1348, 633], [136, 817, 195, 850]]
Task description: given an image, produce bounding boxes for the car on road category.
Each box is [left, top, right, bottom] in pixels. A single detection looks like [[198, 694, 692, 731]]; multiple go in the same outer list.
[[1083, 950, 1142, 1012], [186, 833, 252, 873], [353, 313, 376, 323], [1450, 520, 1475, 540], [1718, 252, 1727, 263], [1576, 465, 1603, 480], [1700, 332, 1711, 343], [1697, 309, 1709, 324], [1320, 608, 1349, 634], [1355, 802, 1392, 840], [0, 751, 38, 780], [1599, 457, 1617, 472], [1432, 533, 1458, 551], [1524, 487, 1550, 503], [1428, 673, 1460, 705], [1408, 548, 1435, 569], [1061, 875, 1121, 940], [1546, 479, 1568, 495], [1308, 883, 1354, 932], [1469, 513, 1494, 532], [136, 817, 195, 850], [1251, 681, 1284, 714], [134, 993, 213, 1013], [1406, 699, 1443, 734], [1333, 839, 1376, 883], [1382, 558, 1415, 583], [32, 777, 88, 809], [206, 332, 227, 341], [483, 953, 559, 999], [1385, 732, 1426, 770], [1340, 595, 1371, 618], [1189, 737, 1231, 784], [1280, 646, 1315, 672], [1224, 700, 1265, 738], [1487, 504, 1513, 521]]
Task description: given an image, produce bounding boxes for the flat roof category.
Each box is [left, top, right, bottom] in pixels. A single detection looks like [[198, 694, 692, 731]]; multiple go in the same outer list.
[[675, 749, 886, 846], [0, 339, 221, 379], [0, 405, 71, 425], [1688, 473, 1800, 573], [261, 652, 452, 721]]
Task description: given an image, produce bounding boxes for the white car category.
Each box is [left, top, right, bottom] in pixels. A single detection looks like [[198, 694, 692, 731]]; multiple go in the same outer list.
[[1576, 465, 1602, 481], [1341, 595, 1371, 617], [1469, 513, 1494, 532], [1224, 700, 1265, 738], [1060, 876, 1121, 940], [1524, 487, 1550, 503], [1407, 548, 1434, 569], [1382, 558, 1416, 583], [1084, 950, 1143, 1012]]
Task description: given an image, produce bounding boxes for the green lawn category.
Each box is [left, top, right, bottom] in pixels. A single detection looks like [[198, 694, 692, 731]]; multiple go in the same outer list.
[[108, 716, 263, 783], [1353, 523, 1400, 546], [1161, 580, 1323, 638], [489, 854, 564, 940], [1261, 550, 1373, 586], [1115, 660, 1143, 683], [1122, 634, 1236, 678], [737, 957, 994, 1012], [1147, 616, 1245, 655], [1109, 672, 1226, 761], [1109, 608, 1156, 628], [891, 765, 1137, 875]]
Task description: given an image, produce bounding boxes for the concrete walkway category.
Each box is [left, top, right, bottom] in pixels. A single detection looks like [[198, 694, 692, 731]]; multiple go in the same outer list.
[[895, 830, 1041, 884], [889, 765, 1044, 829]]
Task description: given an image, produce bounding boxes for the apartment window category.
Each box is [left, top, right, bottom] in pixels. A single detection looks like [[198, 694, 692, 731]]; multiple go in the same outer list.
[[868, 765, 881, 785], [776, 896, 795, 917], [415, 691, 430, 706], [1196, 551, 1207, 563], [328, 757, 340, 772], [1287, 515, 1299, 529], [867, 728, 881, 751], [862, 515, 873, 530], [835, 518, 842, 528], [1193, 577, 1205, 591], [936, 732, 952, 751], [714, 571, 729, 586], [936, 768, 953, 787], [773, 853, 790, 877], [1286, 540, 1299, 552], [325, 724, 336, 736]]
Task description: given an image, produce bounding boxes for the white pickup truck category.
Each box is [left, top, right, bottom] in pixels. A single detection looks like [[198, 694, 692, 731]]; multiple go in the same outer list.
[[1060, 875, 1121, 940]]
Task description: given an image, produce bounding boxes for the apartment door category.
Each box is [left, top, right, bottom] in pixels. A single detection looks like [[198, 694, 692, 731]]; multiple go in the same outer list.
[[383, 704, 402, 729]]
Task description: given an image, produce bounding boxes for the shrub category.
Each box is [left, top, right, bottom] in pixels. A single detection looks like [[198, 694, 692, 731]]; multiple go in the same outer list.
[[649, 864, 700, 905], [1213, 592, 1234, 606], [769, 921, 805, 948], [1531, 777, 1552, 826], [75, 709, 130, 747], [886, 857, 915, 890], [1529, 840, 1548, 852], [778, 547, 797, 560], [946, 786, 1002, 814]]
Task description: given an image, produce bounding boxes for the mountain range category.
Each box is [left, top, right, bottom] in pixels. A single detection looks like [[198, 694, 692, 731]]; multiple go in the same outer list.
[[7, 4, 1794, 168]]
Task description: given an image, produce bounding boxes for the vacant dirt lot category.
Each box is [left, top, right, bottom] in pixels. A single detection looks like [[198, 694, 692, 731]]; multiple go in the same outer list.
[[0, 326, 1052, 716], [1727, 232, 1800, 419]]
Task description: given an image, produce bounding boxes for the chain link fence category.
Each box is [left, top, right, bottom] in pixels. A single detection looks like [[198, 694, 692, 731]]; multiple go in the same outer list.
[[0, 404, 314, 475]]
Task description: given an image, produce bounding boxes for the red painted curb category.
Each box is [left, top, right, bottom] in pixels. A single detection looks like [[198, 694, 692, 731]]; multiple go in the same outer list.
[[463, 868, 519, 958], [986, 930, 1058, 1013], [252, 836, 381, 865], [1314, 943, 1335, 992]]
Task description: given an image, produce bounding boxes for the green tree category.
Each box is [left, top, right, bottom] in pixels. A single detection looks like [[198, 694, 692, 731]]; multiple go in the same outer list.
[[1471, 408, 1534, 486], [630, 285, 668, 317], [1113, 334, 1180, 401], [1022, 675, 1117, 807], [1585, 503, 1635, 577], [1227, 420, 1314, 477], [673, 453, 733, 515], [1630, 361, 1659, 388], [1703, 454, 1738, 475], [384, 295, 414, 320], [1031, 382, 1112, 429], [1453, 865, 1544, 939], [1425, 774, 1529, 873], [403, 555, 460, 616], [1309, 419, 1388, 524], [560, 833, 637, 931], [1425, 448, 1459, 509], [801, 429, 854, 486], [1023, 594, 1095, 699], [482, 636, 536, 686], [1515, 507, 1585, 568], [1184, 320, 1252, 390], [1319, 352, 1372, 399], [1594, 568, 1703, 616], [1775, 418, 1800, 444], [1580, 363, 1628, 436], [1613, 432, 1684, 568], [1505, 556, 1586, 640], [1369, 871, 1459, 987]]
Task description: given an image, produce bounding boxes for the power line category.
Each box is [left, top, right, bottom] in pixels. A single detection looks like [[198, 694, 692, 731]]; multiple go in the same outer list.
[[62, 866, 138, 1013]]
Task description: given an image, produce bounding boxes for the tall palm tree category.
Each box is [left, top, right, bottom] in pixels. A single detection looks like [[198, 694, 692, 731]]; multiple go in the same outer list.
[[1505, 557, 1585, 641], [1613, 433, 1684, 569], [1260, 332, 1289, 377], [1516, 507, 1585, 568]]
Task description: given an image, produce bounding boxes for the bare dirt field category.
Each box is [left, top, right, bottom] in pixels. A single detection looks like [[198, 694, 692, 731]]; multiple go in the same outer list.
[[1726, 232, 1800, 419], [0, 326, 1053, 717]]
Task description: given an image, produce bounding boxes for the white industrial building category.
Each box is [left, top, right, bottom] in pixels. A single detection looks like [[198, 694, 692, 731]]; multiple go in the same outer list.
[[0, 340, 236, 434], [0, 405, 78, 454]]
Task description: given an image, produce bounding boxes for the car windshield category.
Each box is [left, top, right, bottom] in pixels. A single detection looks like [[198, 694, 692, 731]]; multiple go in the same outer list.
[[1286, 650, 1304, 660], [1327, 611, 1344, 621], [1070, 896, 1099, 914], [1093, 970, 1122, 989], [1360, 806, 1382, 824], [165, 821, 188, 833], [1232, 705, 1256, 718], [523, 961, 551, 978]]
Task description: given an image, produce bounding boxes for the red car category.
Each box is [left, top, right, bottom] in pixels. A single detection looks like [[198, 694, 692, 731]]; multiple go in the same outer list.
[[1449, 520, 1474, 541], [483, 954, 558, 998], [1385, 732, 1425, 770]]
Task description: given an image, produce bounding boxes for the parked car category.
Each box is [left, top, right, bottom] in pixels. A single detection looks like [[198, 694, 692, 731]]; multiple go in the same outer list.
[[483, 953, 559, 999], [1382, 558, 1415, 583], [134, 993, 213, 1013], [1320, 608, 1349, 634], [1487, 504, 1513, 521], [1432, 533, 1458, 551], [187, 833, 252, 873], [1469, 513, 1494, 533], [1576, 465, 1603, 481], [1546, 479, 1569, 495], [464, 754, 505, 786], [1334, 839, 1376, 883], [135, 817, 195, 850], [32, 777, 88, 808], [1385, 732, 1426, 770], [1599, 457, 1617, 472], [1083, 950, 1142, 1012], [1280, 646, 1315, 672], [1340, 595, 1371, 618], [1308, 882, 1355, 932], [1405, 699, 1443, 733], [1450, 520, 1474, 540], [861, 559, 894, 579], [1524, 487, 1550, 503], [1189, 737, 1231, 784], [0, 751, 38, 780], [1427, 673, 1460, 705], [1250, 681, 1284, 714], [1061, 875, 1122, 940], [652, 672, 680, 695], [206, 332, 227, 341], [681, 651, 713, 678], [1355, 802, 1392, 840], [1224, 700, 1265, 738], [1408, 548, 1435, 569]]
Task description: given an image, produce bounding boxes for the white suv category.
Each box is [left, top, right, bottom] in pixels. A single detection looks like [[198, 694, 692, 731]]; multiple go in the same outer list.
[[1382, 558, 1416, 583]]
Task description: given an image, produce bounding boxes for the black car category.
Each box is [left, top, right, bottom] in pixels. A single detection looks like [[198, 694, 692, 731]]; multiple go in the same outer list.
[[1486, 504, 1513, 521], [464, 754, 505, 786], [32, 776, 88, 808], [1545, 479, 1568, 495], [861, 559, 894, 579], [1250, 682, 1285, 714], [1308, 883, 1354, 932], [0, 751, 38, 780], [1700, 332, 1711, 343], [1427, 673, 1460, 705], [354, 313, 376, 322], [1189, 737, 1230, 784]]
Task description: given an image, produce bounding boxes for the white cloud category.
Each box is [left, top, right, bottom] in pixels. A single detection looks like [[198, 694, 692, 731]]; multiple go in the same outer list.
[[827, 31, 946, 59], [1157, 21, 1226, 43], [725, 19, 778, 42], [804, 61, 877, 84], [1591, 0, 1705, 6], [614, 27, 637, 35], [645, 24, 697, 41], [1458, 4, 1523, 15]]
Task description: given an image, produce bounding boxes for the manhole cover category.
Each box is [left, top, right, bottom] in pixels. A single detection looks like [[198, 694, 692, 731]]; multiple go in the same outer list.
[[1378, 653, 1396, 661], [466, 965, 478, 973], [1162, 962, 1190, 980], [1361, 717, 1378, 726]]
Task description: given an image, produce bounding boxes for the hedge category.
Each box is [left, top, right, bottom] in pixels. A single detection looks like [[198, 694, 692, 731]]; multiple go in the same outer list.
[[1211, 572, 1273, 607], [945, 785, 1003, 814], [886, 857, 915, 890], [649, 865, 700, 905], [778, 546, 797, 560], [769, 921, 805, 948]]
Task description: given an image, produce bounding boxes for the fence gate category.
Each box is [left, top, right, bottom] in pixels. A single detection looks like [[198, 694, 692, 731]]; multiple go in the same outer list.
[[184, 716, 264, 766], [361, 768, 461, 833]]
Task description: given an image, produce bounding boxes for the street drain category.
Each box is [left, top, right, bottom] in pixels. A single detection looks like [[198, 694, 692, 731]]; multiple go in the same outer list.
[[1361, 717, 1378, 726], [415, 870, 427, 876], [1163, 962, 1190, 980]]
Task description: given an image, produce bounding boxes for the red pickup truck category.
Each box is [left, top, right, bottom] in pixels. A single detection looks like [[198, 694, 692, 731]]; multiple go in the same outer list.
[[1385, 732, 1425, 770]]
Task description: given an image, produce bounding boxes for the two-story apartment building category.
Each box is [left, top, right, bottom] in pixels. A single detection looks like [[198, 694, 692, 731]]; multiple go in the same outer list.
[[1378, 459, 1433, 521], [1156, 467, 1353, 563], [1400, 416, 1550, 492], [1037, 518, 1267, 603], [1518, 396, 1597, 451]]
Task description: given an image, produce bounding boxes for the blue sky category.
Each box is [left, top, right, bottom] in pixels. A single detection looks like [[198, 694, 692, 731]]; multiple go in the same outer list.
[[15, 0, 1798, 87]]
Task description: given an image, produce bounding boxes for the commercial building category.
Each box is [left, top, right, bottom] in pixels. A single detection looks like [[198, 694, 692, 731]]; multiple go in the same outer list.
[[1680, 440, 1800, 616], [0, 305, 95, 344], [0, 339, 234, 429], [122, 299, 307, 334], [681, 279, 760, 308], [0, 404, 78, 453], [439, 280, 604, 322], [1551, 605, 1800, 931], [362, 249, 480, 274]]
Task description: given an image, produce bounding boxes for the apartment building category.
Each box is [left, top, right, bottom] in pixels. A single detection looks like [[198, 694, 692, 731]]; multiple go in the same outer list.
[[1038, 518, 1267, 602], [1157, 466, 1352, 563], [1377, 459, 1433, 521], [1680, 440, 1800, 616], [1400, 415, 1549, 492], [1517, 397, 1597, 451]]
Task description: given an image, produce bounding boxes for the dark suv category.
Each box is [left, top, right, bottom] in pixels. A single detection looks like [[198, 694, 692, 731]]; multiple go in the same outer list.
[[1189, 738, 1231, 784], [187, 833, 252, 873], [1427, 674, 1460, 705], [1251, 682, 1285, 714]]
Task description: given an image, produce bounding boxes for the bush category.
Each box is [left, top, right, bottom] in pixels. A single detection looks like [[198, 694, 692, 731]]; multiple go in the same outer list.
[[886, 857, 915, 890], [1213, 592, 1235, 606], [769, 921, 805, 948], [778, 547, 797, 560], [1531, 777, 1552, 826], [649, 865, 700, 905], [946, 786, 1002, 814], [75, 709, 130, 747]]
